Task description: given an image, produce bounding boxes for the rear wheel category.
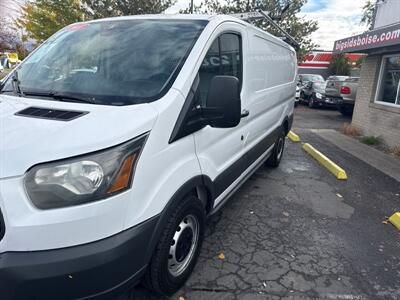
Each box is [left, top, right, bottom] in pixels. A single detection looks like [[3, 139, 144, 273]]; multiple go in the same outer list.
[[339, 105, 353, 116], [266, 127, 285, 168], [144, 196, 205, 296]]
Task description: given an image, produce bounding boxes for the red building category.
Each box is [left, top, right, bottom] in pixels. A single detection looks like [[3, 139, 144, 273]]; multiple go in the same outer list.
[[298, 50, 364, 78]]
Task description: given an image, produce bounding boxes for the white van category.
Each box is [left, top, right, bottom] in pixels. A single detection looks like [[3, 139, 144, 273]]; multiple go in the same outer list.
[[0, 14, 296, 299]]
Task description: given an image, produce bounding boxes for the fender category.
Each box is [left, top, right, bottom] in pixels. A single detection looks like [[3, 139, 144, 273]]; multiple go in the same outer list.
[[144, 175, 214, 263]]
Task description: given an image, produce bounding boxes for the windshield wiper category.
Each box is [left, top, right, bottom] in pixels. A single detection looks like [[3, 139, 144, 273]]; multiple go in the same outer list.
[[23, 91, 96, 104], [12, 70, 25, 97]]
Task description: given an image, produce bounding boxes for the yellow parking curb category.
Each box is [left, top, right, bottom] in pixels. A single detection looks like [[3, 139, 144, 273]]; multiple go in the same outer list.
[[287, 131, 301, 142], [389, 212, 400, 230], [302, 143, 348, 180]]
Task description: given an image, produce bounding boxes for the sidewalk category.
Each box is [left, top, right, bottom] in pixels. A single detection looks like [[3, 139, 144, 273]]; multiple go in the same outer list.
[[302, 129, 400, 182]]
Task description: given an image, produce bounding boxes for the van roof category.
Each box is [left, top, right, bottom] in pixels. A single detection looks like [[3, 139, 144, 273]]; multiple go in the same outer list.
[[80, 14, 295, 52]]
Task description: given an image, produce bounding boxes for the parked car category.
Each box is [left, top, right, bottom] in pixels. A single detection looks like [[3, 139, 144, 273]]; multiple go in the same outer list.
[[325, 75, 349, 102], [297, 74, 326, 107], [295, 85, 300, 106], [297, 73, 324, 86], [338, 77, 359, 116], [0, 15, 297, 299], [301, 80, 341, 108]]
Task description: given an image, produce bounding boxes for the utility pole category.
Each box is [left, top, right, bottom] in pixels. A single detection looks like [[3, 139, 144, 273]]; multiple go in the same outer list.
[[190, 0, 194, 14]]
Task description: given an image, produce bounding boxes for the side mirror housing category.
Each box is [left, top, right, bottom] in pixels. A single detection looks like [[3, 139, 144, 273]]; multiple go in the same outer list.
[[205, 76, 241, 128]]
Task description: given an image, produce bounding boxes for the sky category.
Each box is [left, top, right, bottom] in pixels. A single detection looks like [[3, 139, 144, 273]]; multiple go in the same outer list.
[[299, 0, 368, 49], [2, 0, 369, 50], [166, 0, 369, 50]]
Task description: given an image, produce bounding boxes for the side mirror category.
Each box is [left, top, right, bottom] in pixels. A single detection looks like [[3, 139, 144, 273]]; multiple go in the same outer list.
[[204, 76, 241, 128]]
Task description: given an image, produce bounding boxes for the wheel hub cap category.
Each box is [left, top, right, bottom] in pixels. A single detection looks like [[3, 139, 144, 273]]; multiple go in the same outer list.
[[168, 214, 199, 276]]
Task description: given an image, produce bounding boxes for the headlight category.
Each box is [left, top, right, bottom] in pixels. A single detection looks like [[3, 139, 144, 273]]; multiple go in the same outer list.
[[316, 92, 323, 99], [25, 133, 148, 209]]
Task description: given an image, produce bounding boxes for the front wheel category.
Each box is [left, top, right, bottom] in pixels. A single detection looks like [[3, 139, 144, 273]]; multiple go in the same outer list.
[[300, 92, 305, 103], [308, 97, 316, 108], [144, 196, 205, 296], [266, 128, 285, 168]]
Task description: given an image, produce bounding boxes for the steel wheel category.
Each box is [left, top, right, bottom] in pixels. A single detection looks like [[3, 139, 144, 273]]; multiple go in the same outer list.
[[168, 214, 200, 277]]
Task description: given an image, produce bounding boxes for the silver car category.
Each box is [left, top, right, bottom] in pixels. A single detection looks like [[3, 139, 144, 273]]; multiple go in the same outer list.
[[338, 77, 359, 116]]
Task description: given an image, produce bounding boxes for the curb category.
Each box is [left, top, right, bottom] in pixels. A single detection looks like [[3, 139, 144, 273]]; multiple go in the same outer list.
[[287, 131, 301, 142], [389, 212, 400, 230], [302, 143, 348, 180]]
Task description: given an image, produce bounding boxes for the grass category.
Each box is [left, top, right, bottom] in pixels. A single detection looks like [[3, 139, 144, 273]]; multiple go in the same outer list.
[[341, 122, 361, 137], [360, 136, 380, 146], [0, 69, 11, 80]]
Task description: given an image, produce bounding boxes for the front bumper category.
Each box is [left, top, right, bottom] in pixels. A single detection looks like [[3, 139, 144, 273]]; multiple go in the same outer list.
[[315, 96, 341, 107], [0, 215, 159, 300]]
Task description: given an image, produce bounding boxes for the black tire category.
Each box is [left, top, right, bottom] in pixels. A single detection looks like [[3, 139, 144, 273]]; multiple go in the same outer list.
[[308, 96, 316, 108], [300, 92, 305, 103], [339, 106, 353, 116], [144, 196, 205, 296], [294, 101, 299, 107], [266, 127, 285, 168]]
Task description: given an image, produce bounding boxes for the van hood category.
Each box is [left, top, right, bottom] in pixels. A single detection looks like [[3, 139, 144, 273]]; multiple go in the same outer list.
[[0, 95, 158, 179]]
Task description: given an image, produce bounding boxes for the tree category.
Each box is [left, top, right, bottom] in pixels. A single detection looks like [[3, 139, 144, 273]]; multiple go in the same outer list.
[[15, 0, 86, 44], [329, 54, 351, 76], [361, 0, 375, 30], [83, 0, 176, 18], [0, 17, 20, 51], [15, 0, 176, 44], [193, 0, 318, 62]]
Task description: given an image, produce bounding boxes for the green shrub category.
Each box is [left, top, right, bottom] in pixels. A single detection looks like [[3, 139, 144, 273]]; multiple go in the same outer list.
[[360, 136, 380, 145]]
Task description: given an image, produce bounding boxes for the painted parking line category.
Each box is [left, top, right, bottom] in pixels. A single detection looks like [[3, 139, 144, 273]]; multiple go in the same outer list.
[[302, 143, 348, 180], [287, 130, 301, 142]]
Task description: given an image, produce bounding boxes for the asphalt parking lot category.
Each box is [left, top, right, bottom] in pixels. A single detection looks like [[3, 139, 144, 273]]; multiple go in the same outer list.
[[127, 106, 400, 300]]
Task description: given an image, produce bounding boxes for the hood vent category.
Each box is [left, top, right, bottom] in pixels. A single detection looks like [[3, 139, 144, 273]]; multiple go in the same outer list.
[[15, 107, 88, 121]]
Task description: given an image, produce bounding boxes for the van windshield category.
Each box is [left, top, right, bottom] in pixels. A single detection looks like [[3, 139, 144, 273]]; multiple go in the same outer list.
[[0, 19, 208, 106]]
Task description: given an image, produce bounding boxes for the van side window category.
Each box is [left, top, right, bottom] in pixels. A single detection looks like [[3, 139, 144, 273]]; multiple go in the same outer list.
[[220, 33, 242, 80], [198, 33, 242, 104], [198, 39, 220, 104]]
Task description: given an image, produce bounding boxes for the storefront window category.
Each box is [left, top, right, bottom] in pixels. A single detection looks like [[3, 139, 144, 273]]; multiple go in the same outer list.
[[376, 55, 400, 106]]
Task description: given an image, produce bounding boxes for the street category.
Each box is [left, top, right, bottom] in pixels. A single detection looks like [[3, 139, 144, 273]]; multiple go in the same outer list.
[[129, 106, 400, 300]]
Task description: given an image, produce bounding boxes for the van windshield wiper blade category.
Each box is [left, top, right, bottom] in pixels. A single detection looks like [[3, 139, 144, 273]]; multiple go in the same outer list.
[[23, 91, 96, 104], [12, 70, 25, 97]]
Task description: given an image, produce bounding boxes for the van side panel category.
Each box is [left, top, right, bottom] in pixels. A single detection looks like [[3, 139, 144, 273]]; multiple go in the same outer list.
[[241, 29, 296, 161], [248, 34, 296, 91]]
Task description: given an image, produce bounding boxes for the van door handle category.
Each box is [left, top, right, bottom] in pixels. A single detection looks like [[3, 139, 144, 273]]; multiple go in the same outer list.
[[241, 109, 250, 118]]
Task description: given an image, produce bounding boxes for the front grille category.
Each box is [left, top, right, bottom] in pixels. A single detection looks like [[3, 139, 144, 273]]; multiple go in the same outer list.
[[0, 209, 4, 241]]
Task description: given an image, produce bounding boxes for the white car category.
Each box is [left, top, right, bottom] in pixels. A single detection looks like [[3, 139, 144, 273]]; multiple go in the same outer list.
[[0, 63, 4, 73], [0, 15, 296, 299]]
